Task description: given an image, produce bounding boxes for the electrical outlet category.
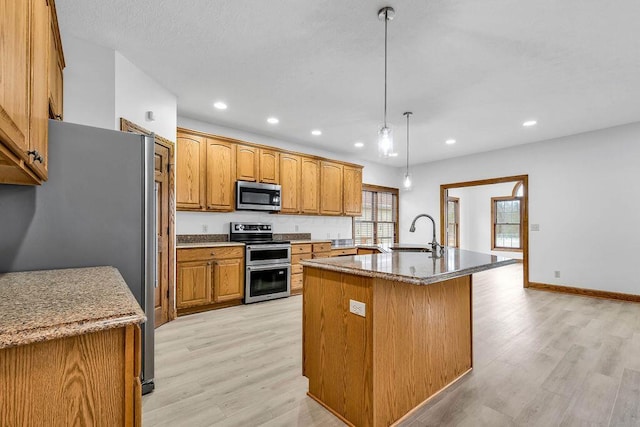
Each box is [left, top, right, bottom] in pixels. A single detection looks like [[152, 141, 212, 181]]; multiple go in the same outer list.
[[295, 225, 299, 232], [338, 232, 341, 239], [554, 270, 561, 278], [327, 233, 330, 238], [202, 224, 208, 233], [531, 224, 540, 231], [349, 299, 366, 317]]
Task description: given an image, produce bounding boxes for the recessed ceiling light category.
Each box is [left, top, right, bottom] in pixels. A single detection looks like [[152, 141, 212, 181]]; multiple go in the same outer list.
[[213, 101, 227, 110], [522, 120, 537, 127], [311, 130, 322, 136], [445, 139, 456, 145], [267, 117, 279, 124], [388, 152, 399, 157], [354, 142, 364, 148]]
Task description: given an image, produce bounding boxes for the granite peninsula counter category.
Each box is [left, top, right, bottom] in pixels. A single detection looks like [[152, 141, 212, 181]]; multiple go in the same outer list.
[[301, 249, 516, 427], [0, 266, 145, 425]]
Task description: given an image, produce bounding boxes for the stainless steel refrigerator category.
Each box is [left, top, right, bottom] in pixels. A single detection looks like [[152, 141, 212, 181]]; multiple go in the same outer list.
[[0, 120, 156, 394]]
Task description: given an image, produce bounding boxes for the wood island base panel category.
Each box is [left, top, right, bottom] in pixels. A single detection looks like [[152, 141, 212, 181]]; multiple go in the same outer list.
[[302, 267, 473, 427]]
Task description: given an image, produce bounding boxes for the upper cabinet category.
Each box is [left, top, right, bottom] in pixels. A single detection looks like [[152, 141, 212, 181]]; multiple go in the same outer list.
[[343, 165, 362, 216], [279, 153, 301, 214], [176, 133, 206, 210], [48, 0, 64, 121], [259, 149, 279, 184], [236, 144, 258, 182], [175, 127, 362, 216], [206, 138, 235, 211], [319, 161, 343, 215], [0, 0, 64, 185]]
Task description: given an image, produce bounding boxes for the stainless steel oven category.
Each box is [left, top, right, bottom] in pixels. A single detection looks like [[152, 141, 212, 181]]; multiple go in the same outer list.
[[229, 222, 291, 304]]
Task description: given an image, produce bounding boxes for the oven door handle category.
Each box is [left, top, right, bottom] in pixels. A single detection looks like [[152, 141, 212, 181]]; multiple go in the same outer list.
[[246, 244, 291, 251], [246, 263, 291, 272]]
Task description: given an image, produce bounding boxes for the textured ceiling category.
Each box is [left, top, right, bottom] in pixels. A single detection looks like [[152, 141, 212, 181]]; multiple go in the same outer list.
[[56, 0, 640, 166]]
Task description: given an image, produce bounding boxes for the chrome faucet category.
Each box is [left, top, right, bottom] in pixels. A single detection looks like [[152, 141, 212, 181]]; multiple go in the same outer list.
[[409, 214, 444, 256]]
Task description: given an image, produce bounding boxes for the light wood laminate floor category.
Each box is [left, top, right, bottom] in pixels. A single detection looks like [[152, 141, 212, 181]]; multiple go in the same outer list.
[[143, 264, 640, 426]]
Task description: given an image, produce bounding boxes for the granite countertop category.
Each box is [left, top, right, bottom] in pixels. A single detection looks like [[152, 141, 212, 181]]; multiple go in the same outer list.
[[177, 242, 245, 249], [300, 248, 517, 285], [290, 239, 332, 244], [0, 266, 146, 350]]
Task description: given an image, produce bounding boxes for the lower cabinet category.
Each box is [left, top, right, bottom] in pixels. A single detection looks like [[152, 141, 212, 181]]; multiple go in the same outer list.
[[291, 242, 331, 295], [177, 246, 244, 315], [0, 324, 141, 426]]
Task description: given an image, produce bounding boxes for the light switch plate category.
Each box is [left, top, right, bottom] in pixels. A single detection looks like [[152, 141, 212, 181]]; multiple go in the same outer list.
[[531, 224, 540, 231], [349, 299, 366, 317]]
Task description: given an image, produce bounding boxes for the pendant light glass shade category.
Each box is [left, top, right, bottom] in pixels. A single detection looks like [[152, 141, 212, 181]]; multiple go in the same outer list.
[[402, 111, 413, 190], [378, 126, 393, 157], [377, 7, 395, 158]]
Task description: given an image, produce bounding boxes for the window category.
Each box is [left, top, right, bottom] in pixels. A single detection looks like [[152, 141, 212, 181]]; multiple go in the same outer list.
[[446, 197, 459, 248], [491, 182, 524, 251], [354, 185, 399, 245]]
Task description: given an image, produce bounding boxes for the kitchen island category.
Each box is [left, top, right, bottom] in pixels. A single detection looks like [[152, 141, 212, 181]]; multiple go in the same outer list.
[[0, 266, 146, 425], [301, 248, 516, 427]]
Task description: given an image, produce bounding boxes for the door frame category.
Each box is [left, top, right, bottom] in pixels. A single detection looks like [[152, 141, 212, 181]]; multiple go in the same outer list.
[[120, 118, 177, 322], [440, 174, 529, 288]]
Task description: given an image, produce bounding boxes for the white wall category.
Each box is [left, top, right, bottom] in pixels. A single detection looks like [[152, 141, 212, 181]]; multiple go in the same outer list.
[[63, 35, 115, 129], [448, 182, 523, 260], [115, 53, 177, 141], [401, 122, 640, 295], [176, 116, 402, 239], [62, 36, 177, 140]]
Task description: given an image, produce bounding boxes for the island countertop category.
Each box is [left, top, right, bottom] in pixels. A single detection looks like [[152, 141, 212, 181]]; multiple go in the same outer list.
[[300, 247, 517, 285], [0, 266, 146, 349]]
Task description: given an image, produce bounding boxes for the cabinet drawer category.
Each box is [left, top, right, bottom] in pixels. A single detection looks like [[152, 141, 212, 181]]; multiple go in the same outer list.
[[331, 248, 357, 257], [292, 253, 312, 265], [177, 246, 244, 262], [291, 264, 303, 275], [312, 242, 331, 253], [312, 252, 331, 259], [291, 273, 303, 290], [292, 244, 312, 254]]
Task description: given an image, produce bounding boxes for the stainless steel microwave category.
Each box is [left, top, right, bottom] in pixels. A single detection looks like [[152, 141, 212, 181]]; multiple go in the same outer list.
[[236, 181, 282, 211]]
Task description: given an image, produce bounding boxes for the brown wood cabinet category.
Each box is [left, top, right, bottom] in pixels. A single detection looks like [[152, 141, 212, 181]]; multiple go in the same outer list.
[[259, 148, 279, 184], [343, 165, 362, 216], [301, 157, 320, 214], [279, 152, 301, 214], [175, 127, 363, 216], [0, 0, 64, 185], [48, 0, 64, 120], [177, 246, 244, 315], [330, 247, 358, 257], [236, 144, 258, 182], [320, 161, 343, 215], [0, 324, 142, 426], [290, 241, 331, 295], [176, 132, 206, 210], [206, 138, 236, 211]]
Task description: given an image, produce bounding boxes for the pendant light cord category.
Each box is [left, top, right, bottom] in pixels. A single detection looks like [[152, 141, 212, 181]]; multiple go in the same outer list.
[[384, 10, 388, 128]]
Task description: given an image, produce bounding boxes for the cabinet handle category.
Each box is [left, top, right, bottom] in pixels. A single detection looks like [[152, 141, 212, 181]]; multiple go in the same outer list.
[[210, 252, 215, 256], [54, 114, 62, 120], [27, 150, 44, 163]]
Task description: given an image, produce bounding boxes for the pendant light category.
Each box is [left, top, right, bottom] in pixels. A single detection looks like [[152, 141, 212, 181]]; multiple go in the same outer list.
[[403, 112, 412, 190], [378, 6, 395, 157]]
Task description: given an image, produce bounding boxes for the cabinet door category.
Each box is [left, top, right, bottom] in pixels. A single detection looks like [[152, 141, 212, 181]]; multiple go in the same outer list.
[[206, 138, 235, 211], [300, 157, 320, 214], [176, 132, 206, 210], [279, 153, 300, 213], [48, 3, 64, 120], [0, 0, 30, 156], [177, 260, 212, 308], [259, 149, 279, 184], [343, 166, 362, 216], [28, 0, 50, 180], [213, 258, 244, 302], [320, 161, 343, 215], [236, 144, 257, 182]]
